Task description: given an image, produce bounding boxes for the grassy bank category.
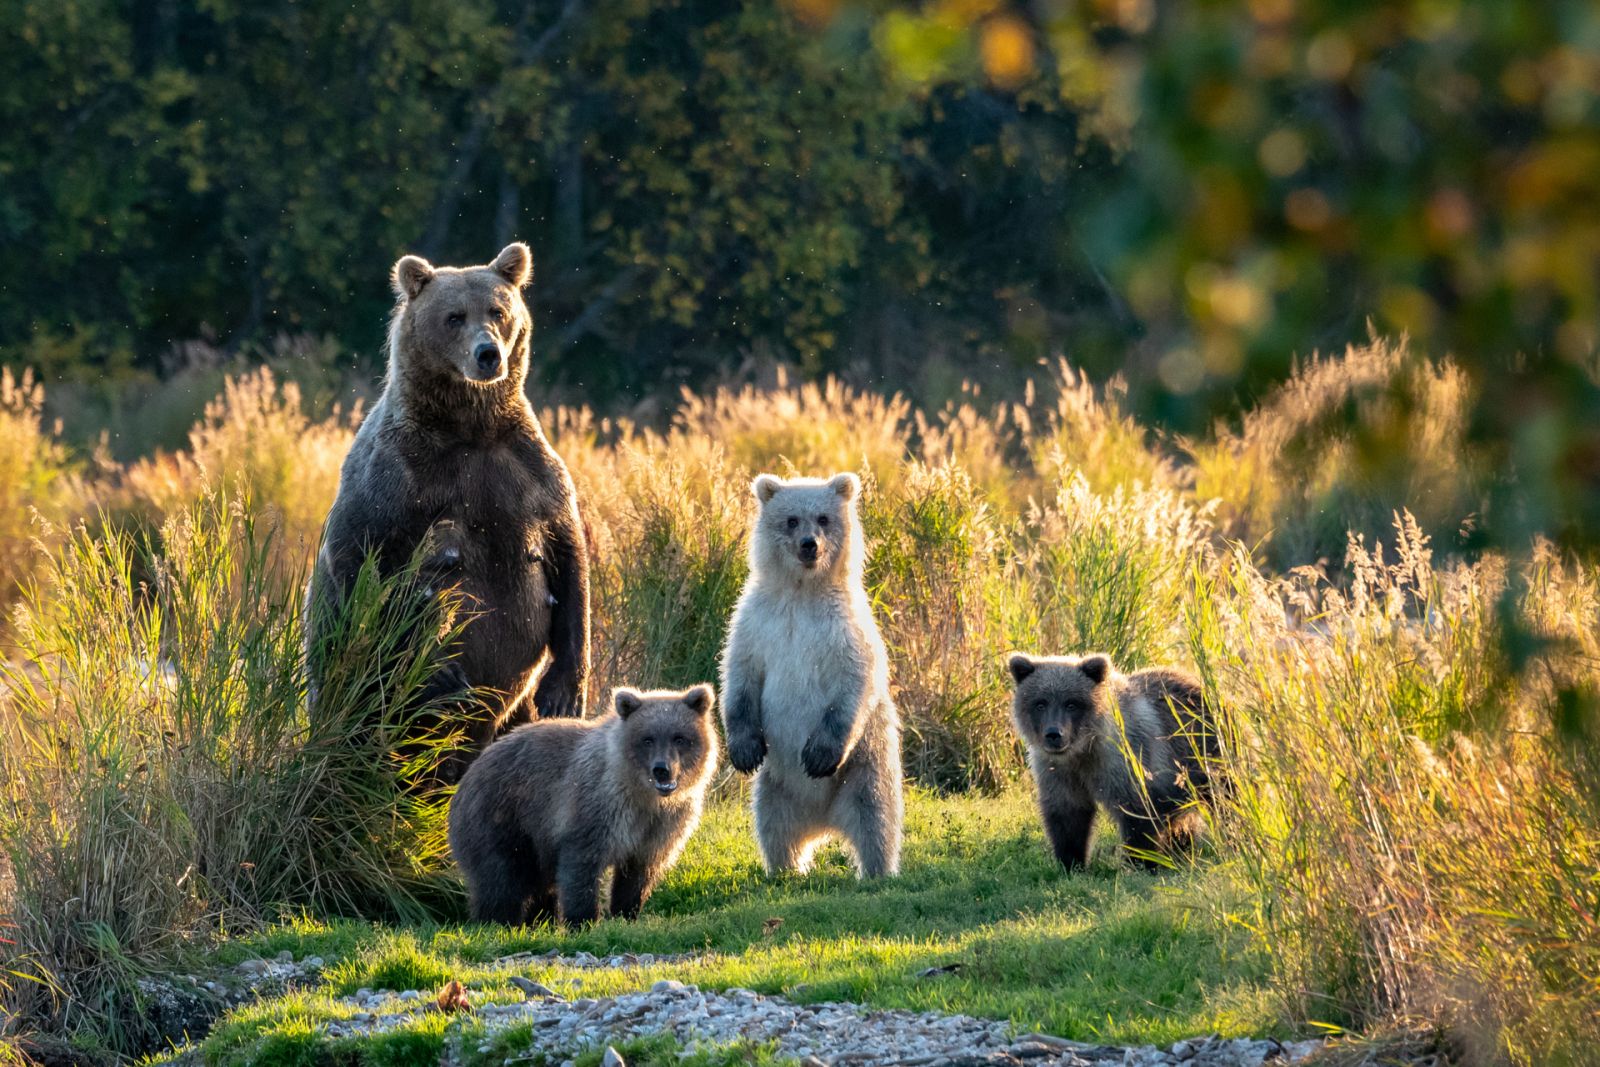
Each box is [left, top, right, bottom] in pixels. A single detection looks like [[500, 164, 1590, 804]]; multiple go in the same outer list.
[[195, 789, 1272, 1066]]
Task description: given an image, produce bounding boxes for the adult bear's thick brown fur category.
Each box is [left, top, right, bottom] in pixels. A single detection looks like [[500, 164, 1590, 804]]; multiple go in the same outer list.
[[448, 685, 718, 926], [308, 243, 590, 776]]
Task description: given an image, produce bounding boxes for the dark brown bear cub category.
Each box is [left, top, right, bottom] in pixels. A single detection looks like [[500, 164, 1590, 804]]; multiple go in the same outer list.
[[1007, 653, 1219, 870], [308, 243, 590, 779], [448, 684, 718, 926]]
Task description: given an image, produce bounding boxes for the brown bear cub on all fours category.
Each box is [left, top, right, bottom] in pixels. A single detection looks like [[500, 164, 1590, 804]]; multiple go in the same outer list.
[[1006, 652, 1222, 870], [449, 683, 719, 927]]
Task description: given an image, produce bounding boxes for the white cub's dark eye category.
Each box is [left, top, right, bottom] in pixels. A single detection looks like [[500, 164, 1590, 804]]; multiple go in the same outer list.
[[786, 516, 799, 530], [816, 515, 829, 527], [447, 311, 466, 326]]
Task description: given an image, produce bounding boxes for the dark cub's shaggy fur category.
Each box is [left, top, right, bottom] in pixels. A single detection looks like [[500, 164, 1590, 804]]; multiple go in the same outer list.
[[448, 684, 718, 925], [1007, 653, 1219, 869]]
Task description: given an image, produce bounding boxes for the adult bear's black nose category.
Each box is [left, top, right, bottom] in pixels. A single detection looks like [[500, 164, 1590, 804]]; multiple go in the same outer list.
[[1043, 727, 1064, 749], [651, 762, 673, 783], [473, 340, 501, 372]]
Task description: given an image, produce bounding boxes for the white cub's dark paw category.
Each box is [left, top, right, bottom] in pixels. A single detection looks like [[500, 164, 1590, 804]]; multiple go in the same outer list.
[[728, 732, 767, 774], [801, 731, 845, 778]]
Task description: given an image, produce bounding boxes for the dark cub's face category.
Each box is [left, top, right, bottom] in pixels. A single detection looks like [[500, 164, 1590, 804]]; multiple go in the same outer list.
[[615, 684, 718, 797], [390, 243, 533, 386], [1007, 653, 1112, 755]]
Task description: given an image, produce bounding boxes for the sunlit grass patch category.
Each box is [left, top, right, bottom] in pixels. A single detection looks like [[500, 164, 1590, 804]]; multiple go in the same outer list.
[[197, 790, 1272, 1062]]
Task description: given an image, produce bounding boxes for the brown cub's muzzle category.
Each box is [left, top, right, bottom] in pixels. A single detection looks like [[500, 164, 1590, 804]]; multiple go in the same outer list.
[[650, 760, 678, 796]]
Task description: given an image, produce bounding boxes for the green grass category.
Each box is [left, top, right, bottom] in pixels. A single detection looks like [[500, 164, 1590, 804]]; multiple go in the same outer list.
[[188, 789, 1273, 1066]]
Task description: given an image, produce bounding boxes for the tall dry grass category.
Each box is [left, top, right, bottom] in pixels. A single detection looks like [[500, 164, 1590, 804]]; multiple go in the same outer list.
[[1190, 515, 1600, 1061], [0, 368, 80, 615], [1189, 338, 1486, 568], [0, 494, 468, 1053]]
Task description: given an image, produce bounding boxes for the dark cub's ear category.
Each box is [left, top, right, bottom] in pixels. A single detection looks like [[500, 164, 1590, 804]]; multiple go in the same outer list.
[[490, 242, 533, 289], [753, 474, 783, 505], [614, 687, 644, 719], [392, 254, 435, 301], [1007, 653, 1036, 685], [681, 684, 715, 715], [1078, 655, 1111, 685]]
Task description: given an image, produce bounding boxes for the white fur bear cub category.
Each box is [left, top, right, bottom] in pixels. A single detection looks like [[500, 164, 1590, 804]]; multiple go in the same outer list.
[[719, 472, 903, 877]]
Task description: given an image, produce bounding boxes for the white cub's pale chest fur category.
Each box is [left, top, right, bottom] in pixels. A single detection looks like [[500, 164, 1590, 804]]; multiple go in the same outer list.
[[744, 588, 881, 770]]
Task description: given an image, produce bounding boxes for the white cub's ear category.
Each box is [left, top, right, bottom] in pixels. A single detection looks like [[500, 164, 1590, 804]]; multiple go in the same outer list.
[[829, 472, 860, 500], [1078, 655, 1111, 685], [392, 254, 435, 301], [490, 242, 533, 289], [681, 684, 715, 715], [752, 474, 783, 504], [1007, 653, 1036, 685], [614, 687, 644, 718]]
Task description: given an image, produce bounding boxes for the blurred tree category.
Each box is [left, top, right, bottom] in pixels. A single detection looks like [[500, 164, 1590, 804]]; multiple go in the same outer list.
[[852, 0, 1600, 547]]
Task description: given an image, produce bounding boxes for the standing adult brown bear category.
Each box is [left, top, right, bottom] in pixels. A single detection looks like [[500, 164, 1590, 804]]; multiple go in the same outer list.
[[308, 243, 590, 769]]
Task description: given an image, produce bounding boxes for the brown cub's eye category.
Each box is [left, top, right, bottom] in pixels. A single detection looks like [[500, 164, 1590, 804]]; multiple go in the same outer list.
[[672, 735, 688, 746], [816, 515, 830, 527], [786, 516, 799, 530], [1034, 700, 1048, 713], [447, 310, 466, 326]]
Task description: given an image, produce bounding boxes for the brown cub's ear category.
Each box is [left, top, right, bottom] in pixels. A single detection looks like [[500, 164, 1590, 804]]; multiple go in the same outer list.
[[752, 474, 783, 504], [829, 472, 860, 500], [1007, 653, 1036, 685], [1078, 655, 1111, 684], [490, 242, 533, 289], [392, 255, 435, 301], [614, 687, 644, 719], [681, 684, 715, 715]]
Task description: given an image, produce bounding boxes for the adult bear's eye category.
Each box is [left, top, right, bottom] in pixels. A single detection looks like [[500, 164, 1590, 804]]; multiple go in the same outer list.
[[816, 515, 829, 527], [786, 516, 799, 530], [487, 306, 504, 323], [1034, 700, 1048, 713], [447, 310, 466, 326]]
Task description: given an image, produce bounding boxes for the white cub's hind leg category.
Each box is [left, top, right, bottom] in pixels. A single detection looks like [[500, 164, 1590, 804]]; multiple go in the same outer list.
[[754, 772, 825, 874], [831, 743, 904, 878]]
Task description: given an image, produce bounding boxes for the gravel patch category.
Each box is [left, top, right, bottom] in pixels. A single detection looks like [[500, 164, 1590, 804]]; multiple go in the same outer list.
[[324, 981, 1327, 1067], [490, 949, 703, 970]]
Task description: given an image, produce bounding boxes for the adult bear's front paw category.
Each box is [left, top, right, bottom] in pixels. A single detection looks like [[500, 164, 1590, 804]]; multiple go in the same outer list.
[[801, 730, 845, 778], [533, 670, 582, 718], [727, 731, 767, 774]]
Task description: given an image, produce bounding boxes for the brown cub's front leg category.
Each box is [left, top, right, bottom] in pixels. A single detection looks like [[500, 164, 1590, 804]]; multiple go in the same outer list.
[[609, 858, 659, 921], [555, 847, 603, 926], [1043, 802, 1097, 870]]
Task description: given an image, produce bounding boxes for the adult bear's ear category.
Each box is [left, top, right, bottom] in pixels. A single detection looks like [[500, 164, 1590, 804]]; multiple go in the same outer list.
[[614, 687, 643, 719], [392, 254, 435, 301], [490, 242, 533, 289], [681, 684, 715, 715], [829, 472, 860, 500], [1078, 655, 1111, 685], [753, 474, 783, 505], [1007, 653, 1036, 685]]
